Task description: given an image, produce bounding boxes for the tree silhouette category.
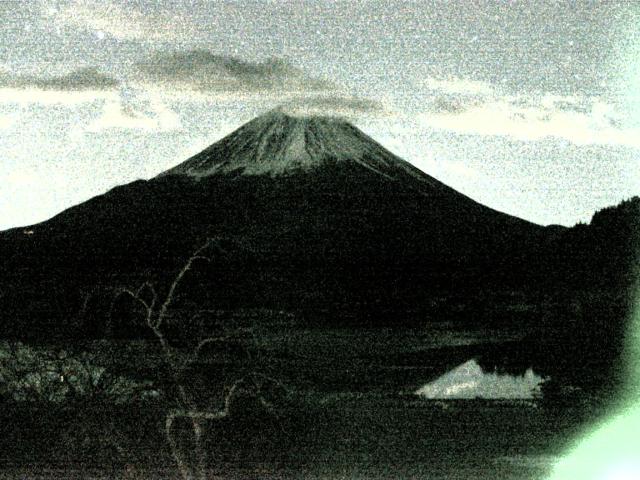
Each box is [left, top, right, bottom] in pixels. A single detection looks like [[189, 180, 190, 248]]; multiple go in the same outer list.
[[111, 238, 287, 480]]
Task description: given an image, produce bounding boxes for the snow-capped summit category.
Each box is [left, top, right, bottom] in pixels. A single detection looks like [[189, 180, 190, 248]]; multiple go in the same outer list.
[[159, 109, 429, 181]]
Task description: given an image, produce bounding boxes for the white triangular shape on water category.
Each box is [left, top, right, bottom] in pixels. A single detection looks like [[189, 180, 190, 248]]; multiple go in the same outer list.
[[415, 359, 544, 399]]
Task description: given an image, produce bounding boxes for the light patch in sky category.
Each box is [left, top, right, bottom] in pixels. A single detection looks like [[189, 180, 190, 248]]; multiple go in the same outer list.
[[419, 78, 640, 148], [0, 87, 116, 105], [422, 77, 495, 96], [0, 114, 13, 129], [50, 0, 184, 41], [86, 97, 181, 133]]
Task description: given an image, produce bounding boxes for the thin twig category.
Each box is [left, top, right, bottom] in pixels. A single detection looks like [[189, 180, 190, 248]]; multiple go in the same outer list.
[[156, 240, 217, 331]]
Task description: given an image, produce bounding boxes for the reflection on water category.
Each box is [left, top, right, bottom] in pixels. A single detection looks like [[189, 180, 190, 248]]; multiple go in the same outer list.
[[415, 359, 544, 399]]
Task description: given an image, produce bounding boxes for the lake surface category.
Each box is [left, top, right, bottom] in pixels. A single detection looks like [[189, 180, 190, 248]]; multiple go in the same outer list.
[[0, 392, 595, 480], [0, 322, 607, 480]]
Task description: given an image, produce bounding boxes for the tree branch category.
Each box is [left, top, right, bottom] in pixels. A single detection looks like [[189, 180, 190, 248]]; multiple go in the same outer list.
[[155, 239, 217, 331], [107, 237, 289, 480]]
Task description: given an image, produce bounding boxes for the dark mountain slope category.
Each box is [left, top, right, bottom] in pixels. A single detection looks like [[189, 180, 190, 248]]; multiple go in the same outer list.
[[0, 111, 581, 340]]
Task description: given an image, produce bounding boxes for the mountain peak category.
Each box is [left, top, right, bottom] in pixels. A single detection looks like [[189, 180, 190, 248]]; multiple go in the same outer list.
[[159, 108, 419, 178]]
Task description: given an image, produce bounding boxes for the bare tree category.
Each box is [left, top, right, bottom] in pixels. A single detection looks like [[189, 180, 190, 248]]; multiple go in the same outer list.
[[113, 238, 286, 480]]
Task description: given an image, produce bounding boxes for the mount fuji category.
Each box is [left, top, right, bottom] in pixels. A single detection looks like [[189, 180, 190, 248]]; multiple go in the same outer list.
[[0, 110, 581, 339]]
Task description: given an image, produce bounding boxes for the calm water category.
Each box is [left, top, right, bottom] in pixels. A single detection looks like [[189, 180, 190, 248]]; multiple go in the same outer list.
[[0, 393, 587, 480]]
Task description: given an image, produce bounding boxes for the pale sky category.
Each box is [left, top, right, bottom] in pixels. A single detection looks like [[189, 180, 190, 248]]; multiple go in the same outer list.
[[1, 0, 639, 229]]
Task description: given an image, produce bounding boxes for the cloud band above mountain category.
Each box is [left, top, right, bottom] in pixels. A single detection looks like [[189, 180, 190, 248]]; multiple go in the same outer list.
[[134, 51, 335, 95], [279, 96, 388, 118]]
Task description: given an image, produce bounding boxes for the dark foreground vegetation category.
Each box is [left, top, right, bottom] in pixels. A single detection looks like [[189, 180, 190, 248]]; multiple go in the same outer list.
[[0, 335, 610, 480]]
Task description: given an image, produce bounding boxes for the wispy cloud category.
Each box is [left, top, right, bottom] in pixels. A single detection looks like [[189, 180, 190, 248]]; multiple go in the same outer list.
[[420, 77, 640, 148], [131, 50, 389, 119], [0, 49, 382, 126], [279, 95, 389, 118], [0, 67, 119, 106], [134, 50, 335, 96], [0, 67, 119, 91]]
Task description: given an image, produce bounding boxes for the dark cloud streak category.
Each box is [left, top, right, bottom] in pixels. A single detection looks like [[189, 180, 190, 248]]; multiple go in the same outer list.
[[280, 95, 387, 116], [134, 50, 335, 93], [0, 67, 119, 91]]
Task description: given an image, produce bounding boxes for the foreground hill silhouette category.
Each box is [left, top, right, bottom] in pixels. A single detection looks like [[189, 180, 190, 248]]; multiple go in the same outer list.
[[0, 110, 637, 393]]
